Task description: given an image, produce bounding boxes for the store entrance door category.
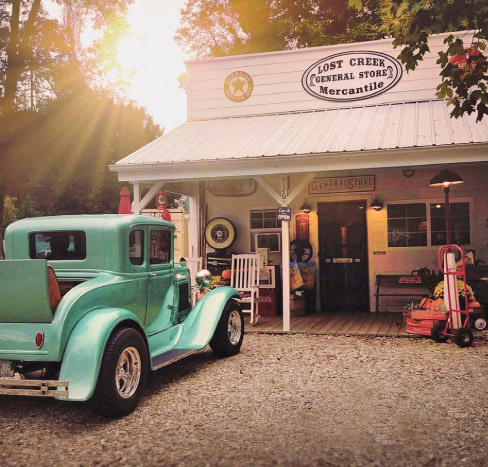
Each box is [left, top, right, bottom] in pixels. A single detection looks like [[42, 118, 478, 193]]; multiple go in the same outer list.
[[318, 200, 369, 311]]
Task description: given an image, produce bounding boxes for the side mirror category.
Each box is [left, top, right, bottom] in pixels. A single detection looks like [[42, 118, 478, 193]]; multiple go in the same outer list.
[[179, 257, 187, 267]]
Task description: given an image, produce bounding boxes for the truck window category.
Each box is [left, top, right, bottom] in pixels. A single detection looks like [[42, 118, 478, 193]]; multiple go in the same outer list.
[[29, 231, 86, 260], [129, 230, 145, 266], [150, 230, 171, 264]]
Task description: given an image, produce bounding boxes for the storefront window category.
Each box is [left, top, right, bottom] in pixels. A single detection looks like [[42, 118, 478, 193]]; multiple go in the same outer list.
[[430, 202, 470, 245], [387, 203, 427, 247], [250, 209, 279, 229], [387, 201, 471, 248]]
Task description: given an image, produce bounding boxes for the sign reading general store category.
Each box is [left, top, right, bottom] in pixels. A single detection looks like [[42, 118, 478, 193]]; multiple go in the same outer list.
[[302, 51, 402, 102], [310, 175, 375, 194]]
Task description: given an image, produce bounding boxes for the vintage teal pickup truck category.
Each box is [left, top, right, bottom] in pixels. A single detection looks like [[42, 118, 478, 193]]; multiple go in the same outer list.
[[0, 215, 243, 416]]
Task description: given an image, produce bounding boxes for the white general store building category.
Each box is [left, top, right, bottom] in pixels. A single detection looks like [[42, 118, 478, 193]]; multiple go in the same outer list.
[[110, 31, 488, 331]]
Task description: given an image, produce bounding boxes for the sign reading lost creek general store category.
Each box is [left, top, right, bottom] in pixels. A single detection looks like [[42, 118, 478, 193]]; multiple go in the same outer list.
[[310, 176, 375, 194], [302, 51, 402, 102]]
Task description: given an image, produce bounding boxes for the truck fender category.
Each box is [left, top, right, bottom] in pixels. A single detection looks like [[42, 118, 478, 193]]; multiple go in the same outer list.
[[176, 286, 240, 351], [57, 308, 145, 402]]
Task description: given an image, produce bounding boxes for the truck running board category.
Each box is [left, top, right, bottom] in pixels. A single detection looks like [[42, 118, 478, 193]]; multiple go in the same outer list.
[[0, 378, 69, 398]]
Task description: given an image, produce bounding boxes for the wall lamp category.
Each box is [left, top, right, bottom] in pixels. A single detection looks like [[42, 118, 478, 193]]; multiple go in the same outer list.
[[370, 195, 383, 211], [300, 199, 312, 213]]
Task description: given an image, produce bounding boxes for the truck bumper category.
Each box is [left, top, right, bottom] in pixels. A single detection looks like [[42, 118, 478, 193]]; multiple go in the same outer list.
[[0, 378, 69, 398]]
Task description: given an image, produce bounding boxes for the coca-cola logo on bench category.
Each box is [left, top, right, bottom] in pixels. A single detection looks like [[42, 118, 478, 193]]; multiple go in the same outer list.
[[302, 51, 402, 102], [398, 276, 423, 285]]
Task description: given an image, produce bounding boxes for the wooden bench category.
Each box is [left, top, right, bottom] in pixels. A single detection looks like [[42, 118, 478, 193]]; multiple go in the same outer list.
[[375, 274, 430, 313]]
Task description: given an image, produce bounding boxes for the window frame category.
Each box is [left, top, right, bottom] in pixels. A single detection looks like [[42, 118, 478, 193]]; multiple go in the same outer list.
[[250, 209, 280, 230], [148, 227, 173, 269], [386, 197, 474, 250], [29, 230, 87, 261], [128, 228, 146, 269]]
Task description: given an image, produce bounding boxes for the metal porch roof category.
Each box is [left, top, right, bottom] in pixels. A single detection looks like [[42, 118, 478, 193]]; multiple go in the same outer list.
[[115, 100, 488, 167]]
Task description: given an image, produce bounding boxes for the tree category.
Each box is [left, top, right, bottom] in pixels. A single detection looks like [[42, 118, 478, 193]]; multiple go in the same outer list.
[[0, 0, 134, 258], [9, 92, 162, 217], [176, 0, 383, 58], [350, 0, 488, 121], [3, 195, 17, 225]]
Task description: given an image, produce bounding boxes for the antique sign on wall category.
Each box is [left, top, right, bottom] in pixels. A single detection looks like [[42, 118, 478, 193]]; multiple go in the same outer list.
[[204, 217, 236, 250], [224, 71, 254, 102], [310, 175, 375, 194], [302, 51, 402, 102], [208, 178, 257, 197]]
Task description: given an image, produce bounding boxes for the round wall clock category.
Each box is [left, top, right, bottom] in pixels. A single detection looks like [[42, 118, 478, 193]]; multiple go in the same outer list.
[[204, 217, 237, 250], [403, 169, 416, 178]]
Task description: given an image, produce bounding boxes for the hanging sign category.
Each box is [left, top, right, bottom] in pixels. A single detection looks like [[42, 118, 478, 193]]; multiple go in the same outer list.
[[278, 207, 291, 221], [302, 51, 402, 102], [310, 175, 375, 194]]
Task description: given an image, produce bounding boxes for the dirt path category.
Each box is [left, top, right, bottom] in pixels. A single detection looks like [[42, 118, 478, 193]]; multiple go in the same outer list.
[[1, 334, 487, 466]]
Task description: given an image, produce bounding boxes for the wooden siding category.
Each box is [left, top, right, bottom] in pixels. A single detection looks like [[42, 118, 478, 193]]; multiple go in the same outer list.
[[186, 32, 469, 120]]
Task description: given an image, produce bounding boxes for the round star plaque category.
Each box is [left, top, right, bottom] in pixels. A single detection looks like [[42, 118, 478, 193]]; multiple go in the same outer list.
[[224, 71, 254, 103]]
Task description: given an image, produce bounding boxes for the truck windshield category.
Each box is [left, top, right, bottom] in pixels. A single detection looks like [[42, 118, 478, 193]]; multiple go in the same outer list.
[[29, 231, 87, 260]]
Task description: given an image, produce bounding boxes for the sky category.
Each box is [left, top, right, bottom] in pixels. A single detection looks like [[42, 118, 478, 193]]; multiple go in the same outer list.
[[120, 0, 190, 132]]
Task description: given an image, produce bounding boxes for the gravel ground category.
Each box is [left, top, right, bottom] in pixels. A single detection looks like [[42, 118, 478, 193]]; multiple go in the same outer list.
[[1, 333, 488, 467]]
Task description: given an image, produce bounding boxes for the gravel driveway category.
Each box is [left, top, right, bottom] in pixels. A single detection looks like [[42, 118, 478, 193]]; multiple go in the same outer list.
[[1, 334, 488, 466]]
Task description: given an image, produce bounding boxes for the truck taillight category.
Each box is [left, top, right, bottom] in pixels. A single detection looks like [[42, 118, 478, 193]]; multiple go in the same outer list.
[[35, 332, 44, 349]]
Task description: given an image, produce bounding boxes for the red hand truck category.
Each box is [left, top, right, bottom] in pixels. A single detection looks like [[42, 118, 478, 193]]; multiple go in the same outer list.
[[430, 245, 473, 348]]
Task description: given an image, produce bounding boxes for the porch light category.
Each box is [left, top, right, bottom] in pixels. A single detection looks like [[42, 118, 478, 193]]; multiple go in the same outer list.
[[370, 195, 383, 211], [429, 169, 464, 188], [429, 169, 464, 244], [300, 199, 312, 213]]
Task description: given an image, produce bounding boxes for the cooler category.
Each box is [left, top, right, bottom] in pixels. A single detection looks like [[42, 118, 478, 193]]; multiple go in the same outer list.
[[258, 288, 277, 315]]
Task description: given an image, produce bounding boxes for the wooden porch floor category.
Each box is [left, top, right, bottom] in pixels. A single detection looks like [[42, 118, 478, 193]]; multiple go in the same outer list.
[[244, 312, 409, 337]]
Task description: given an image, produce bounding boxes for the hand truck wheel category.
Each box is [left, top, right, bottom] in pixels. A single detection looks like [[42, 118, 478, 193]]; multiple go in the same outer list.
[[454, 327, 474, 348]]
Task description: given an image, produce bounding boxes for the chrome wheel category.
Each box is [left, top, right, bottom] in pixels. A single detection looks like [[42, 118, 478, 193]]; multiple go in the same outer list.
[[115, 347, 141, 399], [227, 309, 242, 345]]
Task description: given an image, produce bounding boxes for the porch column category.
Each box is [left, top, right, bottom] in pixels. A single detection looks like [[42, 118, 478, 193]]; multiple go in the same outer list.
[[188, 183, 200, 259], [282, 219, 291, 332], [131, 182, 141, 214], [254, 173, 316, 332]]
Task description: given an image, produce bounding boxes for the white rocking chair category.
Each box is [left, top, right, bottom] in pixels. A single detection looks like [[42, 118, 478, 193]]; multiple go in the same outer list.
[[230, 254, 261, 325]]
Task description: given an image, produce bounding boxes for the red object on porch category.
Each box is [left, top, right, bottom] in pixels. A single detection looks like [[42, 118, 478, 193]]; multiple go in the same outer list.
[[258, 288, 277, 315], [118, 187, 132, 214], [160, 208, 171, 221]]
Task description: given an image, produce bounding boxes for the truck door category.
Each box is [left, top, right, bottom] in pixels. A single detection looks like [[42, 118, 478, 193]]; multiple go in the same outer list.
[[145, 227, 176, 333]]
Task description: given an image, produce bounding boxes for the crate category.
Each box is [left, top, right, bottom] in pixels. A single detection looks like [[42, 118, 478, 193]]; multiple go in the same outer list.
[[406, 318, 436, 336]]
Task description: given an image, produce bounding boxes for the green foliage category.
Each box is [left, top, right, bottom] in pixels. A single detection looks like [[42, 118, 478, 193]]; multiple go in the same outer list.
[[8, 92, 163, 216], [352, 0, 488, 120], [3, 196, 18, 226], [176, 0, 383, 58], [16, 195, 43, 220], [0, 0, 162, 223]]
